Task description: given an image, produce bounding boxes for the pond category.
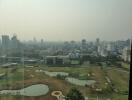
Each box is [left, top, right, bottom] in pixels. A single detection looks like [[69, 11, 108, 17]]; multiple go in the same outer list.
[[44, 71, 69, 77], [0, 84, 49, 96], [65, 77, 96, 86]]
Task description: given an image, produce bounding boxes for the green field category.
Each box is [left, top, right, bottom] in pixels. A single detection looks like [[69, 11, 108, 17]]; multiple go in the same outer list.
[[0, 64, 130, 100]]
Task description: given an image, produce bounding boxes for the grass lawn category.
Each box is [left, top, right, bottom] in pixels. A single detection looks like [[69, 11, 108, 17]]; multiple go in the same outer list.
[[106, 68, 129, 91], [0, 65, 129, 100], [121, 62, 130, 70]]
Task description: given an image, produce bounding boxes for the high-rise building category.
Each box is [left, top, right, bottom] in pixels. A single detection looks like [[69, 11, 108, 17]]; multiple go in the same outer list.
[[2, 35, 10, 49], [0, 38, 1, 46], [96, 38, 100, 55], [33, 37, 37, 44], [70, 40, 76, 49], [82, 39, 86, 45], [122, 47, 131, 62], [96, 38, 100, 46], [81, 39, 87, 51], [40, 39, 44, 48], [41, 39, 44, 44], [63, 41, 69, 49], [11, 35, 19, 49], [97, 44, 108, 57], [0, 38, 1, 51], [107, 43, 112, 51]]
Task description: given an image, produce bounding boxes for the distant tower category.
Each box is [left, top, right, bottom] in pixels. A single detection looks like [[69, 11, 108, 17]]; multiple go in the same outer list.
[[11, 34, 19, 49], [122, 47, 131, 62], [40, 39, 44, 47], [81, 39, 87, 53], [70, 40, 76, 49], [96, 38, 100, 55], [107, 44, 111, 51], [0, 37, 1, 46], [2, 35, 10, 49], [96, 38, 100, 46], [33, 37, 37, 44], [63, 41, 70, 51], [82, 39, 86, 47], [2, 35, 10, 55], [126, 39, 131, 48], [41, 39, 44, 44]]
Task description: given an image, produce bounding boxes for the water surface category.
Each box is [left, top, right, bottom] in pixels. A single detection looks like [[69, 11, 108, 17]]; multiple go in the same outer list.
[[65, 77, 96, 86], [0, 84, 49, 96]]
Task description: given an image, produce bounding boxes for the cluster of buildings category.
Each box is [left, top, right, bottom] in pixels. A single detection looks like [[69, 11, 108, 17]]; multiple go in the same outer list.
[[0, 34, 131, 65], [95, 38, 131, 62], [0, 35, 21, 56]]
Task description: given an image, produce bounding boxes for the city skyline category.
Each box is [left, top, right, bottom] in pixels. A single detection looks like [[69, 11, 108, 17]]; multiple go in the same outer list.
[[0, 0, 132, 41], [0, 34, 131, 42]]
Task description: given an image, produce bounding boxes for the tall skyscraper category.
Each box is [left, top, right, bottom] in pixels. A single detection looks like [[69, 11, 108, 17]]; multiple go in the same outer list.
[[96, 38, 100, 46], [95, 38, 100, 55], [11, 35, 18, 48], [2, 35, 10, 49], [0, 37, 1, 56], [40, 39, 44, 48], [81, 39, 87, 53], [0, 38, 1, 46], [33, 37, 37, 44], [122, 47, 131, 62]]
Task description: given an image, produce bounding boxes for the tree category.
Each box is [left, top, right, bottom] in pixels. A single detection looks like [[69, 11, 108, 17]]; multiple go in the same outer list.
[[66, 88, 85, 100]]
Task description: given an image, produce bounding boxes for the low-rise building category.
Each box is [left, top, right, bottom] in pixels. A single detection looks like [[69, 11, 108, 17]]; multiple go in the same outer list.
[[45, 55, 80, 65]]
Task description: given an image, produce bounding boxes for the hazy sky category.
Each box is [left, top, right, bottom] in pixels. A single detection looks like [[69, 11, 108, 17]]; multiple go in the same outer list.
[[0, 0, 132, 41]]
